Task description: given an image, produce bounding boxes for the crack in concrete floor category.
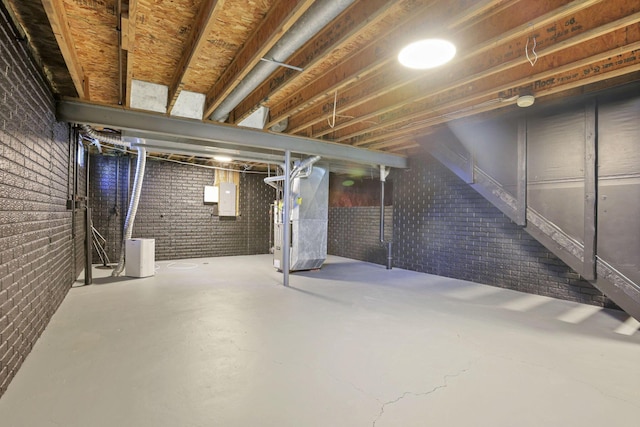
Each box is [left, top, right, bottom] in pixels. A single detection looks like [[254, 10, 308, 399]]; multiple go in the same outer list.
[[372, 365, 472, 426]]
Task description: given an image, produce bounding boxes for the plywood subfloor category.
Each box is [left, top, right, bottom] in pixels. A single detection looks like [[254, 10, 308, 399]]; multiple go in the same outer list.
[[0, 255, 638, 426]]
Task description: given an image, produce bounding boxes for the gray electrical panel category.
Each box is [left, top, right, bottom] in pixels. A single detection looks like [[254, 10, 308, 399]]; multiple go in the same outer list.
[[218, 182, 236, 216]]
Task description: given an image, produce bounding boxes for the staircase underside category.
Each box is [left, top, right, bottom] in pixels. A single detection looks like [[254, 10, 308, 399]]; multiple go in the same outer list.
[[424, 83, 640, 321]]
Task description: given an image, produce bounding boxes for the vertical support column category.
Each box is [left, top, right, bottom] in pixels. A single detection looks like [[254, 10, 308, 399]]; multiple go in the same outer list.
[[282, 150, 291, 286], [85, 147, 92, 285], [516, 118, 527, 226], [583, 100, 597, 280], [379, 165, 392, 269]]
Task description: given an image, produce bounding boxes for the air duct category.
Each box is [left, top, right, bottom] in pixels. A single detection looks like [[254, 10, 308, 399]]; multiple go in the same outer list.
[[112, 146, 146, 276], [210, 0, 356, 122], [80, 124, 130, 147]]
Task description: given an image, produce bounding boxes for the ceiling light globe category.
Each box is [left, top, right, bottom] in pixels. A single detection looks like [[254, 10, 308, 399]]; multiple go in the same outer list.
[[398, 39, 456, 69], [516, 95, 535, 108], [214, 155, 233, 162]]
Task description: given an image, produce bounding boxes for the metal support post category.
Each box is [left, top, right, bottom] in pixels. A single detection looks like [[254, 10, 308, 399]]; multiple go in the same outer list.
[[282, 150, 291, 286], [379, 165, 392, 270]]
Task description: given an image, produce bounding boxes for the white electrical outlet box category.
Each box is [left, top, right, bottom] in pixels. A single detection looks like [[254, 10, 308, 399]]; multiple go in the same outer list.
[[204, 185, 218, 203]]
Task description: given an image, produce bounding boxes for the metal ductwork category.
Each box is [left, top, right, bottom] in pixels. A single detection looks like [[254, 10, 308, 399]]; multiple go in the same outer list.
[[210, 0, 356, 122], [112, 146, 147, 276], [80, 124, 130, 147]]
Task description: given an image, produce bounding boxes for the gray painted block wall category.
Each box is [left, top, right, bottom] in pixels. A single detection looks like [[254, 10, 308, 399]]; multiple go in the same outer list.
[[390, 153, 615, 308], [0, 10, 79, 397], [89, 155, 273, 262], [327, 155, 614, 308]]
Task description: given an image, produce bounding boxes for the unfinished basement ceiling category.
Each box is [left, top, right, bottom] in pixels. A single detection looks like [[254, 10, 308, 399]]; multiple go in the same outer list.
[[5, 0, 640, 166]]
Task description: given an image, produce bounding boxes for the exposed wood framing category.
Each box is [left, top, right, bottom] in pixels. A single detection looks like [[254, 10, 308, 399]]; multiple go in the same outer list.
[[297, 0, 632, 140], [124, 0, 138, 108], [41, 0, 86, 98], [232, 0, 410, 124], [266, 0, 506, 130], [167, 0, 223, 114], [203, 0, 317, 118], [349, 41, 640, 148]]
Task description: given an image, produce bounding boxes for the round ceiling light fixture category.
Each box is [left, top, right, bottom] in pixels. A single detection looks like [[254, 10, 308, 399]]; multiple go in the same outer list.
[[213, 155, 233, 162], [516, 94, 535, 108], [398, 39, 456, 69]]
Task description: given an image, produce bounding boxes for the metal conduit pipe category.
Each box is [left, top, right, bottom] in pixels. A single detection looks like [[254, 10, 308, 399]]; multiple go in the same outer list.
[[112, 146, 146, 276], [380, 165, 392, 270], [264, 174, 286, 190], [80, 124, 130, 147], [263, 155, 321, 188], [291, 155, 321, 179], [210, 0, 356, 122]]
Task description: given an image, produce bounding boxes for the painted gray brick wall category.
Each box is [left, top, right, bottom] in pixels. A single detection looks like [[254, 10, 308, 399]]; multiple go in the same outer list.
[[0, 10, 76, 397], [328, 206, 393, 266], [90, 156, 273, 261], [391, 153, 615, 308]]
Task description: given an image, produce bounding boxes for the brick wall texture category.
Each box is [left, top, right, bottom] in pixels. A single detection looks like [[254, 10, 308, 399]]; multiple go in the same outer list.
[[0, 11, 79, 397], [390, 153, 615, 308], [90, 155, 273, 261], [328, 206, 393, 266], [328, 155, 614, 308]]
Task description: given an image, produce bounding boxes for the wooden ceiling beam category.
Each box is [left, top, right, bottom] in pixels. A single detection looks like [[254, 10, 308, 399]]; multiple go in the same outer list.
[[350, 42, 640, 147], [41, 0, 86, 98], [287, 0, 608, 135], [367, 63, 640, 149], [124, 0, 138, 108], [289, 0, 628, 137], [232, 0, 407, 124], [265, 0, 505, 129], [167, 0, 224, 114], [388, 143, 420, 153], [203, 0, 317, 119], [366, 137, 420, 150], [448, 0, 522, 33], [337, 14, 640, 143]]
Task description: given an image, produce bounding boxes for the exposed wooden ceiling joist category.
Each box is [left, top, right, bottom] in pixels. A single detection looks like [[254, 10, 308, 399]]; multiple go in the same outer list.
[[5, 0, 640, 170], [288, 0, 637, 142], [232, 0, 412, 124], [40, 0, 86, 98], [124, 0, 138, 107], [203, 0, 317, 118], [167, 0, 224, 113]]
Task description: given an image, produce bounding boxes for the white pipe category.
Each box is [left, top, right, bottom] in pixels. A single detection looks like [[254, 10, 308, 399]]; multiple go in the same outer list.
[[112, 146, 146, 276], [211, 0, 356, 122]]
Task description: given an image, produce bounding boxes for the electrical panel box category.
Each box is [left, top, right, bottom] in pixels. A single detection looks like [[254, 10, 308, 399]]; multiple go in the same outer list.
[[125, 238, 155, 278], [218, 182, 236, 216]]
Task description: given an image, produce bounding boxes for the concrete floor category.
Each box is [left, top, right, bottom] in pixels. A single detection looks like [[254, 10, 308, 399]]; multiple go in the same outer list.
[[0, 255, 638, 426]]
